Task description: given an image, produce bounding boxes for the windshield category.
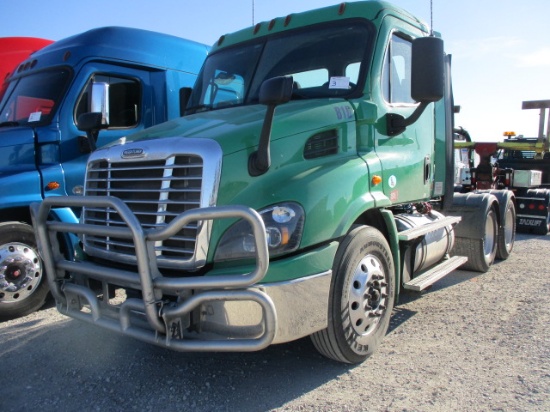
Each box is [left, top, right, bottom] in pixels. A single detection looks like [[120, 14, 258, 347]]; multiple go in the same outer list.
[[0, 68, 71, 127], [186, 21, 372, 114]]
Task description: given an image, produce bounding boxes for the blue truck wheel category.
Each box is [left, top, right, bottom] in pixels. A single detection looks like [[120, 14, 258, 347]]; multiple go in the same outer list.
[[0, 222, 49, 320]]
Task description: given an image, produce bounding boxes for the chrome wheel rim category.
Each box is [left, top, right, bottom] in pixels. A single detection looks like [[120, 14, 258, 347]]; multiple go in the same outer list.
[[0, 243, 42, 303], [348, 254, 389, 342]]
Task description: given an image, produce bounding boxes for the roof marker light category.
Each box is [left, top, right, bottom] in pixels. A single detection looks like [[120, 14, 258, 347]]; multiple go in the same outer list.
[[253, 23, 262, 34], [284, 15, 292, 26], [338, 3, 347, 15]]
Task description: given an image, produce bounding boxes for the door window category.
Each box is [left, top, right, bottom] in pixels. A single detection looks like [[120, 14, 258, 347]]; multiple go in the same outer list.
[[382, 34, 414, 104], [75, 74, 141, 128]]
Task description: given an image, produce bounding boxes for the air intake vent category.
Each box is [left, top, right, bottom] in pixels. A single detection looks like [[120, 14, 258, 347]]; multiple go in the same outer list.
[[304, 130, 339, 159]]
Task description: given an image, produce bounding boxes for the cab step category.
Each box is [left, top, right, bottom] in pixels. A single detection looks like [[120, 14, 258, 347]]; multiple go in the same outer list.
[[403, 255, 468, 291], [398, 215, 461, 241]]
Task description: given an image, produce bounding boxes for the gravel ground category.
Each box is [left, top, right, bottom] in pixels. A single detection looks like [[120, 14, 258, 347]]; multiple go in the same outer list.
[[1, 232, 549, 412]]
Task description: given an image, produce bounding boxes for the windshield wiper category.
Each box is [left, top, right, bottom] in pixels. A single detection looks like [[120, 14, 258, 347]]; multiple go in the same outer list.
[[0, 121, 20, 128]]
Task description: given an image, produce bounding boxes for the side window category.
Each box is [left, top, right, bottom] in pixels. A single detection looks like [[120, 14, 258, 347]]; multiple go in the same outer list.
[[75, 74, 141, 128], [382, 34, 414, 104]]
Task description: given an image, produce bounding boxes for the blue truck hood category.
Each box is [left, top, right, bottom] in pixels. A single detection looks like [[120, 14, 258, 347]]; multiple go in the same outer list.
[[112, 99, 353, 154]]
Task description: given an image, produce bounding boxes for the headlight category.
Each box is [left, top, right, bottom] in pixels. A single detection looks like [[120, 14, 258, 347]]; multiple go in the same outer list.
[[215, 202, 304, 261]]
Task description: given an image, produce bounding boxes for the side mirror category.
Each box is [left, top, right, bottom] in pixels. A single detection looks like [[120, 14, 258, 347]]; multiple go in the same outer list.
[[89, 82, 110, 125], [76, 82, 110, 152], [386, 36, 445, 136], [411, 36, 445, 103], [259, 76, 293, 106]]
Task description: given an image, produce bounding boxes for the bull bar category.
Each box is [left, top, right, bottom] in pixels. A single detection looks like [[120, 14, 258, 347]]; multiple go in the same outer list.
[[30, 196, 277, 352]]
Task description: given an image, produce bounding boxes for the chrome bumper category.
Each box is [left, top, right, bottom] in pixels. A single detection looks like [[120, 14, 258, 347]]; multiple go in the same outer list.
[[31, 196, 330, 351]]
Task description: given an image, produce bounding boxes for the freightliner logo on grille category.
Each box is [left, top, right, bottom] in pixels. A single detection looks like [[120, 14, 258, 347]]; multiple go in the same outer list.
[[121, 148, 145, 159]]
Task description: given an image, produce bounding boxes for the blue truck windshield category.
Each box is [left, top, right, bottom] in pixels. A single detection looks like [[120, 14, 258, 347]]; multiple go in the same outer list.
[[186, 21, 372, 114], [0, 68, 71, 127]]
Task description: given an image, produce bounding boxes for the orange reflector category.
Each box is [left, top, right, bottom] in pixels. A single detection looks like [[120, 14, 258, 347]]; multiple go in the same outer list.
[[281, 227, 290, 246], [372, 175, 382, 185], [46, 182, 60, 190]]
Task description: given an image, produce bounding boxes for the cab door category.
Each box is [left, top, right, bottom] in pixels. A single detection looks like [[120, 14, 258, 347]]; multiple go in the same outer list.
[[39, 62, 155, 199], [373, 29, 435, 205]]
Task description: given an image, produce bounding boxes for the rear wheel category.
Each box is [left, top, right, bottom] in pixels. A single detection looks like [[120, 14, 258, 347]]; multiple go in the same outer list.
[[454, 206, 498, 272], [496, 198, 515, 260], [0, 222, 48, 320], [311, 226, 395, 364]]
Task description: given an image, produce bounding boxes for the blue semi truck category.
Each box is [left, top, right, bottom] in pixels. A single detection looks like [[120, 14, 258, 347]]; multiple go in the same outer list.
[[0, 26, 208, 319]]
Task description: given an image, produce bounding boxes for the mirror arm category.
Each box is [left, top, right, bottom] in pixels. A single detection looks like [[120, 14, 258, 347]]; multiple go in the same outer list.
[[248, 105, 276, 176], [386, 102, 429, 137], [248, 76, 293, 176]]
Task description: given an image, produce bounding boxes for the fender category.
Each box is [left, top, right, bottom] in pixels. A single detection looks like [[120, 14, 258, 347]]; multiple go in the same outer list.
[[448, 192, 499, 239], [35, 206, 82, 261]]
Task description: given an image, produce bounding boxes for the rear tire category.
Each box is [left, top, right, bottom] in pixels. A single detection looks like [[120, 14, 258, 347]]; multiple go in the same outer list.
[[454, 206, 498, 272], [311, 226, 395, 364], [496, 197, 515, 260], [0, 222, 48, 320]]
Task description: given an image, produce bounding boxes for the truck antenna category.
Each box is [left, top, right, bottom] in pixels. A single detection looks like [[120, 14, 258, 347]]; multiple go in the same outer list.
[[252, 0, 255, 25], [430, 0, 434, 36]]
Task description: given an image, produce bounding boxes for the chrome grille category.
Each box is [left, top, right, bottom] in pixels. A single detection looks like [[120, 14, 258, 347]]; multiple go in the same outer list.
[[81, 138, 222, 269]]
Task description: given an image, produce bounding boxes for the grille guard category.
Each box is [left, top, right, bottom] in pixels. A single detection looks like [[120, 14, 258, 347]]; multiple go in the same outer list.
[[31, 195, 278, 352]]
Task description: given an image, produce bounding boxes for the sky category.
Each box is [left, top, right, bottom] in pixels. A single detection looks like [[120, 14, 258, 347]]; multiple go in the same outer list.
[[1, 0, 549, 141]]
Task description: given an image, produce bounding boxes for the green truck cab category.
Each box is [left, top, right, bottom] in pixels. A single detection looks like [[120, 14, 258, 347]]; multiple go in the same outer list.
[[33, 2, 514, 363]]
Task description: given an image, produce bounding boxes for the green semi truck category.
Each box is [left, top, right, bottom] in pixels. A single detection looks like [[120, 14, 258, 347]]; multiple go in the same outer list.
[[32, 1, 516, 363]]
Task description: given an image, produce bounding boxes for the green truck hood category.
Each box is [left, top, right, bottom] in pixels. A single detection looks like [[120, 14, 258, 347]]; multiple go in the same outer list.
[[117, 99, 353, 154]]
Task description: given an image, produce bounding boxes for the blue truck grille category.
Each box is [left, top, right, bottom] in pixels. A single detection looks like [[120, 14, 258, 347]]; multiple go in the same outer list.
[[83, 155, 204, 267]]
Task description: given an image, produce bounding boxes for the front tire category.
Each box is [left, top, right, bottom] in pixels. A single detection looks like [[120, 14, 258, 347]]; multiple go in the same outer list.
[[0, 222, 48, 320], [311, 226, 395, 364]]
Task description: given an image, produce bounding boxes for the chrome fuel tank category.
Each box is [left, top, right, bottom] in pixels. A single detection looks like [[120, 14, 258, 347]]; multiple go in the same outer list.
[[395, 210, 455, 274]]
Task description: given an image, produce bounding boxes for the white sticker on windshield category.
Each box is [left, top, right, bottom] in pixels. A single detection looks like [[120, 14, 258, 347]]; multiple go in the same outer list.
[[328, 76, 350, 89], [28, 112, 42, 122]]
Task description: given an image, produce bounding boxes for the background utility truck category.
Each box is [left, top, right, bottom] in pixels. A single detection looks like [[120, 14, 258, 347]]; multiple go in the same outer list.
[[455, 99, 550, 234], [0, 27, 208, 319], [33, 1, 516, 364]]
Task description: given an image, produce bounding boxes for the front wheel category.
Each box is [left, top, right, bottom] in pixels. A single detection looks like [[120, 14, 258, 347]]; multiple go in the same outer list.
[[311, 226, 395, 364], [0, 222, 48, 320]]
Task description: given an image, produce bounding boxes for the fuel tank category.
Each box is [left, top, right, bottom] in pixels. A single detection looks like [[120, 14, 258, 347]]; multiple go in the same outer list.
[[395, 210, 455, 274]]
